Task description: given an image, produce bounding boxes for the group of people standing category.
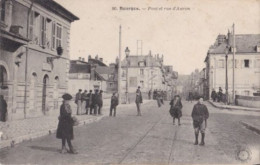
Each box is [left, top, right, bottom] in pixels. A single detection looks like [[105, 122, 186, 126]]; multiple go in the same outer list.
[[211, 87, 223, 102], [75, 89, 103, 115]]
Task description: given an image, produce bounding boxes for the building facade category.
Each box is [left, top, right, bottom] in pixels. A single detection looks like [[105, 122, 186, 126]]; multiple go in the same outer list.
[[120, 52, 177, 95], [205, 33, 260, 100], [0, 0, 78, 120]]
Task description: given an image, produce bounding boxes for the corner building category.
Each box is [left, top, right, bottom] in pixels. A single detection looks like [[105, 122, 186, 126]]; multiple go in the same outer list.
[[0, 0, 79, 120]]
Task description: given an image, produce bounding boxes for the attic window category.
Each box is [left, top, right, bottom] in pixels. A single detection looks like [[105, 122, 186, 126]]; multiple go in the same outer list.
[[244, 59, 249, 68]]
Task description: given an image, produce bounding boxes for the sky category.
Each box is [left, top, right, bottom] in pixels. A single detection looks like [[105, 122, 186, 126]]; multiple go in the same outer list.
[[55, 0, 260, 75]]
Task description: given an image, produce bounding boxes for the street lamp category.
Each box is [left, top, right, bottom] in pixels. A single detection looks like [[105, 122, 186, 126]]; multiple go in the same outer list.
[[225, 46, 229, 105], [125, 47, 130, 104]]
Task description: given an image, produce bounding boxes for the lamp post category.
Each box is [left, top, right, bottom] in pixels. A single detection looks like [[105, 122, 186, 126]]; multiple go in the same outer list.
[[125, 47, 130, 104], [225, 46, 229, 105]]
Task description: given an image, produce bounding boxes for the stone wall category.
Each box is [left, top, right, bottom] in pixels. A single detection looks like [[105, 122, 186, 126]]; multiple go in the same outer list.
[[235, 95, 260, 108]]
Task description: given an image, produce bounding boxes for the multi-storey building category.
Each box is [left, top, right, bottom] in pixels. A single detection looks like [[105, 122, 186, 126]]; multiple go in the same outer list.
[[0, 0, 78, 120], [204, 33, 260, 100], [120, 52, 177, 95]]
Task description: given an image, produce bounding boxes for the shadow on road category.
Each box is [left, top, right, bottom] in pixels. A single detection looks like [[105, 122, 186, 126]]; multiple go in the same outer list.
[[29, 146, 59, 153]]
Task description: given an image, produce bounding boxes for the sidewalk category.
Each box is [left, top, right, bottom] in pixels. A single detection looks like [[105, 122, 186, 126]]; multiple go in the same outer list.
[[208, 100, 260, 112], [0, 100, 152, 149], [240, 119, 260, 136]]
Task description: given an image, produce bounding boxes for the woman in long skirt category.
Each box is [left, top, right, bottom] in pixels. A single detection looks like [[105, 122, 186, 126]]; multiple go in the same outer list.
[[56, 93, 78, 154], [169, 95, 183, 125]]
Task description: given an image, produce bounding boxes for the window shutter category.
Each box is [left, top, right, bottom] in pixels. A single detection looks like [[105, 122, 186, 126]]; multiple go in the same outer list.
[[249, 59, 253, 68], [241, 60, 244, 68]]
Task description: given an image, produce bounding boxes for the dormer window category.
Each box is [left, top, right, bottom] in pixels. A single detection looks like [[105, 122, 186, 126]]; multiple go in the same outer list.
[[138, 61, 145, 67]]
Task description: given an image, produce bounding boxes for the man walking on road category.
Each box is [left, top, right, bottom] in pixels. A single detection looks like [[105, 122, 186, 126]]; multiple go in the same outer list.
[[75, 89, 82, 115], [87, 90, 93, 114], [135, 86, 143, 116], [191, 97, 209, 146], [110, 92, 118, 117]]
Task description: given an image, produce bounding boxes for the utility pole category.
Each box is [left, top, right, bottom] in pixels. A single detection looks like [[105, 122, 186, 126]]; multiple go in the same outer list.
[[232, 23, 235, 104], [118, 25, 122, 104]]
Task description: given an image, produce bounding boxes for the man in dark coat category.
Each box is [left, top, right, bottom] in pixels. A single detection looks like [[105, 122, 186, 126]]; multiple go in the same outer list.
[[110, 93, 119, 117], [87, 90, 93, 114], [136, 86, 143, 116], [218, 87, 223, 102], [170, 95, 183, 125], [191, 97, 209, 146], [92, 89, 99, 115], [0, 95, 7, 122], [148, 90, 152, 100], [211, 89, 217, 102], [97, 90, 103, 115], [188, 91, 193, 103], [56, 93, 77, 154]]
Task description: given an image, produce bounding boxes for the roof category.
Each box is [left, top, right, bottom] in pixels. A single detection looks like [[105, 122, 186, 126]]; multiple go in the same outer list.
[[209, 34, 260, 54], [69, 63, 91, 73], [35, 0, 79, 22], [121, 55, 162, 67], [94, 66, 116, 81], [88, 58, 107, 67]]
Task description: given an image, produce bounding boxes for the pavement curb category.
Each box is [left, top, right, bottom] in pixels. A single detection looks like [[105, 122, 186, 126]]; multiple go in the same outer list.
[[0, 100, 153, 150], [0, 115, 104, 150], [240, 121, 260, 135], [207, 100, 260, 112]]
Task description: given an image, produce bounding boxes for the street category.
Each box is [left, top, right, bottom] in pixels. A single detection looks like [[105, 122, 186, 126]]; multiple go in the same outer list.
[[0, 100, 260, 164]]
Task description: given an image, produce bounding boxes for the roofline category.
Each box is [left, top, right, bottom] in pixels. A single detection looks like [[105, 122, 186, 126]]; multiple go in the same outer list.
[[35, 0, 79, 22]]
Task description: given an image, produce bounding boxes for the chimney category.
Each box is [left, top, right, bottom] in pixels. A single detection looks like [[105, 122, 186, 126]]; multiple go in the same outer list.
[[82, 58, 85, 62], [99, 58, 103, 62], [88, 55, 91, 62], [95, 55, 98, 60], [149, 50, 152, 56], [78, 57, 81, 61]]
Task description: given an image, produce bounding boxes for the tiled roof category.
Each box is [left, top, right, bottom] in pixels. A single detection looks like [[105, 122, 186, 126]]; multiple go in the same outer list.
[[69, 63, 91, 73], [209, 34, 260, 54], [94, 66, 116, 81]]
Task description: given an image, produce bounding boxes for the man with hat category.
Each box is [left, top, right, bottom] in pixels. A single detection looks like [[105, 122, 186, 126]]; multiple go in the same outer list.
[[87, 90, 93, 115], [97, 90, 103, 115], [110, 92, 118, 117], [75, 89, 82, 115], [56, 93, 77, 154], [135, 86, 143, 116]]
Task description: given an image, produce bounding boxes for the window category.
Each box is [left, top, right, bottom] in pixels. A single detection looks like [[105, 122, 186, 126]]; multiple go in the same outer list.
[[244, 90, 250, 96], [0, 0, 6, 22], [52, 22, 56, 49], [28, 11, 34, 41], [140, 80, 144, 87], [109, 83, 113, 88], [218, 59, 224, 68], [40, 16, 46, 47], [244, 59, 249, 68], [229, 59, 238, 68], [56, 24, 62, 48], [0, 65, 7, 87], [140, 69, 144, 75]]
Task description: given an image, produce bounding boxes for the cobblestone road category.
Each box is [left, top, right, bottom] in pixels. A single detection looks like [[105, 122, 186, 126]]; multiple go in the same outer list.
[[0, 100, 259, 164]]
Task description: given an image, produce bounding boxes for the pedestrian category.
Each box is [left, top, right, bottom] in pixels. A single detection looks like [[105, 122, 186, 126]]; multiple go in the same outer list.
[[92, 89, 99, 115], [135, 86, 143, 116], [160, 91, 164, 105], [97, 90, 103, 115], [87, 90, 93, 114], [148, 90, 152, 100], [169, 95, 183, 125], [0, 95, 7, 122], [75, 89, 82, 115], [56, 93, 78, 154], [218, 87, 223, 102], [156, 91, 162, 107], [191, 97, 209, 146], [153, 90, 157, 100], [211, 89, 217, 102], [81, 90, 88, 114], [110, 92, 119, 117], [188, 91, 193, 103]]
